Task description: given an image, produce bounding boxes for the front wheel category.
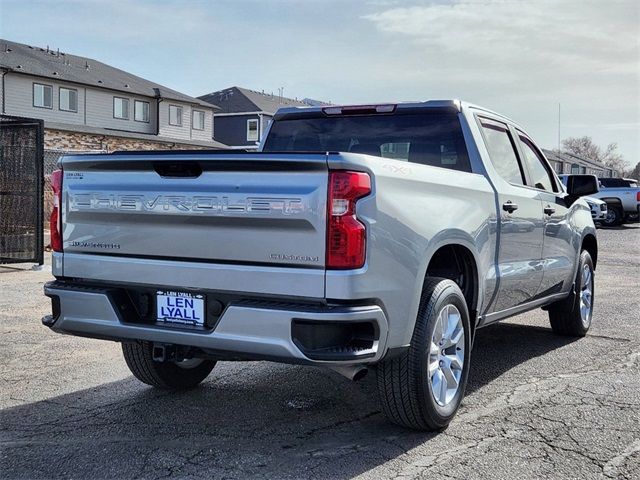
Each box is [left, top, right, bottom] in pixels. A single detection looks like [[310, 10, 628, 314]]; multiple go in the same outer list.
[[376, 278, 471, 431], [602, 206, 622, 226], [122, 341, 216, 389], [548, 250, 594, 337]]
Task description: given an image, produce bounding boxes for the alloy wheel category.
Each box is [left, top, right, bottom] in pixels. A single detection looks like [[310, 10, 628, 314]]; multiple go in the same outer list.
[[580, 264, 594, 327], [428, 304, 465, 406]]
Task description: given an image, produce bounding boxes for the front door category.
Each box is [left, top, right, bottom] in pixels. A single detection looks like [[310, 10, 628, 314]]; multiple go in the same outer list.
[[516, 134, 576, 296]]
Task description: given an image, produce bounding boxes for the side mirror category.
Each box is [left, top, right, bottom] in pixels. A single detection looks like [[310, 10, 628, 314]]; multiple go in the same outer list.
[[566, 174, 599, 197]]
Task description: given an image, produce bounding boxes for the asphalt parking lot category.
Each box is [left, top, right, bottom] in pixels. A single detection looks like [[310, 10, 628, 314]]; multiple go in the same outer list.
[[1, 225, 639, 480]]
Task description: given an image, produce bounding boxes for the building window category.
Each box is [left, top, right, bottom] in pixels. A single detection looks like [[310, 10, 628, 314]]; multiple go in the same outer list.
[[247, 118, 259, 142], [169, 105, 183, 126], [59, 87, 78, 112], [113, 97, 129, 119], [134, 100, 150, 123], [33, 83, 53, 109], [192, 110, 205, 130]]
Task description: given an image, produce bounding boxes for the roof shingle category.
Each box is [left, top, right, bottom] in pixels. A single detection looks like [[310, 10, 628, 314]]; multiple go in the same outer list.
[[198, 86, 308, 114]]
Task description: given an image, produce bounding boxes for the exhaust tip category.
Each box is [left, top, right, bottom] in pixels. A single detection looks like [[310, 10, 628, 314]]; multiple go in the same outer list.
[[352, 367, 368, 382], [329, 365, 369, 382]]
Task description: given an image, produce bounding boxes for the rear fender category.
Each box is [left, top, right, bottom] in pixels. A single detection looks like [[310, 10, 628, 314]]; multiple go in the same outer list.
[[401, 230, 483, 347]]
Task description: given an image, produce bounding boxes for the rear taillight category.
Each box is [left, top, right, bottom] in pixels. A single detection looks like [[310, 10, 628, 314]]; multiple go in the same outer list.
[[636, 191, 640, 202], [50, 169, 63, 252], [327, 170, 371, 269]]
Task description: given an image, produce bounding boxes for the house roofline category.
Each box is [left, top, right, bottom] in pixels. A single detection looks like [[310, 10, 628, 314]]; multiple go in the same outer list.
[[3, 69, 217, 110]]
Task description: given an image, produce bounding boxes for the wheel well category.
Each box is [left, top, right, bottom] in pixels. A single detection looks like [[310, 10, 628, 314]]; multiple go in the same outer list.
[[601, 198, 622, 207], [582, 234, 598, 269], [426, 244, 478, 329]]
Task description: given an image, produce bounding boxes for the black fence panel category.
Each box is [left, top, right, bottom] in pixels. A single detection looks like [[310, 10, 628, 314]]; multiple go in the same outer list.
[[0, 115, 44, 265]]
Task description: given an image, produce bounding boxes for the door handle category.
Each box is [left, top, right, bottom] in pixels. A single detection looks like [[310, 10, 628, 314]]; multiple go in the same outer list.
[[502, 201, 518, 213], [544, 205, 556, 216]]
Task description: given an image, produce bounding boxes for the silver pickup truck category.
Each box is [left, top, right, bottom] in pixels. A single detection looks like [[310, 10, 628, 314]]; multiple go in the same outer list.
[[43, 100, 599, 430], [593, 177, 639, 226]]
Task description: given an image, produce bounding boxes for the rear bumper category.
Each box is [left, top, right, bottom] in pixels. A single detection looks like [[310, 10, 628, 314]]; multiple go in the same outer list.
[[43, 281, 389, 365]]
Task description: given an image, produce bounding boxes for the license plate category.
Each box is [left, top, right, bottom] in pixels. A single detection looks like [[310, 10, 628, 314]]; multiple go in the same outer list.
[[156, 290, 205, 327]]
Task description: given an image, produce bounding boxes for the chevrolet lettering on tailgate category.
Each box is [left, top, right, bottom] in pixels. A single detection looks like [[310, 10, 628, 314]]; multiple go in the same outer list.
[[69, 193, 305, 216]]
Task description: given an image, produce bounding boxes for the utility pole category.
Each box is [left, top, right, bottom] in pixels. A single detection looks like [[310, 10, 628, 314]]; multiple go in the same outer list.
[[557, 103, 561, 150]]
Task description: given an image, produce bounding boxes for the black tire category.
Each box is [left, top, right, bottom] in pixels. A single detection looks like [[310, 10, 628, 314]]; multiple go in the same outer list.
[[548, 250, 594, 337], [602, 205, 622, 226], [122, 341, 216, 389], [376, 277, 472, 431]]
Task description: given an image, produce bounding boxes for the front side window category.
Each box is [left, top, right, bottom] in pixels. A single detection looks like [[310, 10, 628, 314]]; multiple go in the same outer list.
[[59, 87, 78, 112], [518, 136, 557, 192], [192, 110, 205, 130], [479, 119, 524, 185], [169, 105, 183, 126], [33, 83, 53, 108], [134, 100, 149, 122], [247, 119, 259, 141], [263, 112, 471, 172], [114, 97, 129, 119]]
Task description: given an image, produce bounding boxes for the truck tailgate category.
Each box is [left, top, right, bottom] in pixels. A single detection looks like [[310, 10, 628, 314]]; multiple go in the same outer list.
[[60, 153, 328, 272]]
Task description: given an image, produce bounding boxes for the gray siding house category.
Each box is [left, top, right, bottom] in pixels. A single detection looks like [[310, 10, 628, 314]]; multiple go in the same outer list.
[[542, 149, 618, 178], [0, 39, 225, 152], [198, 86, 309, 149]]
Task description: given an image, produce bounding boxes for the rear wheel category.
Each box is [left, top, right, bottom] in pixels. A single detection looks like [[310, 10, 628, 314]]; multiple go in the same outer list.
[[548, 250, 594, 337], [376, 278, 471, 430], [122, 341, 216, 389]]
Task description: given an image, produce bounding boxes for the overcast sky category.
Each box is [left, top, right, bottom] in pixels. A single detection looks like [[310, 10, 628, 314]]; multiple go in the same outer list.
[[2, 0, 638, 163]]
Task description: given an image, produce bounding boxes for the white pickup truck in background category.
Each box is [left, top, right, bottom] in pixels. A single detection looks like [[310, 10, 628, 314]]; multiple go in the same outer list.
[[560, 176, 640, 226]]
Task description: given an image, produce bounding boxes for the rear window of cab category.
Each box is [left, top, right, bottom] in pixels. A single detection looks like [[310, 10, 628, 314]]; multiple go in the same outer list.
[[262, 112, 472, 173]]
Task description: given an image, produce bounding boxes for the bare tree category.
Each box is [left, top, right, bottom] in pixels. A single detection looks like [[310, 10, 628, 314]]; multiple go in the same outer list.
[[561, 136, 628, 172], [624, 161, 640, 180]]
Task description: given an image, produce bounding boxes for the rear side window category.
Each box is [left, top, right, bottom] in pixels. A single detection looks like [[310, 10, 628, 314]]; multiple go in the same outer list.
[[479, 119, 524, 185], [518, 136, 557, 192], [263, 112, 472, 172], [600, 178, 635, 188]]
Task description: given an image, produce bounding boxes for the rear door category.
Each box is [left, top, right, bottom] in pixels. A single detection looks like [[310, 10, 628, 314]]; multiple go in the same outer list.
[[477, 117, 544, 313], [515, 133, 575, 296]]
